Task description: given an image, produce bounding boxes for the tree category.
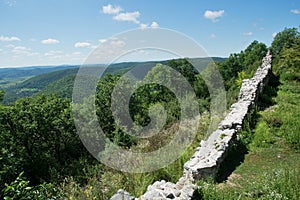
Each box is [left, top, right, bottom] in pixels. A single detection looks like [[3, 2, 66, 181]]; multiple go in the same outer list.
[[243, 40, 267, 72], [95, 74, 136, 147], [278, 35, 300, 81], [0, 95, 87, 185], [0, 90, 4, 102], [216, 40, 267, 106], [271, 27, 300, 56]]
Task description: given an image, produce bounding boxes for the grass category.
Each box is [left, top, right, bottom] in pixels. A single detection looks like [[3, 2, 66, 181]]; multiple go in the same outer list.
[[196, 72, 300, 199], [197, 145, 300, 200]]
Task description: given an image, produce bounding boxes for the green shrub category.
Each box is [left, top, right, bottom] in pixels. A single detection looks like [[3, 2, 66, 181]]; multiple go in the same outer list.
[[250, 121, 276, 149], [2, 172, 61, 200]]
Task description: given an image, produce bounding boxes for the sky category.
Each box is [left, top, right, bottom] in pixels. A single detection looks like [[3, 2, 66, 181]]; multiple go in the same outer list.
[[0, 0, 299, 68]]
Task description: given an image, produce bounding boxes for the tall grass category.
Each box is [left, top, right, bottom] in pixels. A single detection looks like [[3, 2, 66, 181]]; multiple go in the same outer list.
[[197, 168, 300, 200]]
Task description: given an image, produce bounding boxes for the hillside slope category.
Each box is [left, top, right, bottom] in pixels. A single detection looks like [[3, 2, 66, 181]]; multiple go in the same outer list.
[[0, 65, 80, 89], [2, 57, 226, 104], [3, 68, 79, 103]]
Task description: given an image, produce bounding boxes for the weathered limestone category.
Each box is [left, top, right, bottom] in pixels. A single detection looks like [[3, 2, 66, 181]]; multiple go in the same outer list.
[[138, 180, 197, 200], [110, 189, 136, 200], [110, 50, 272, 200]]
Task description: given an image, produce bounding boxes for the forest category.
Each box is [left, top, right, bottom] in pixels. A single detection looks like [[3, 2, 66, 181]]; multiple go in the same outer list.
[[0, 27, 299, 199]]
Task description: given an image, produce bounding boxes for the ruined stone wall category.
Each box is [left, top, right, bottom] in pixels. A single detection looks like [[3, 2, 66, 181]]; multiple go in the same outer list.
[[110, 51, 272, 200]]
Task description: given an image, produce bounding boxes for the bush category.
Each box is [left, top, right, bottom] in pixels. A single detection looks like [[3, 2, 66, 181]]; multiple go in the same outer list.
[[2, 172, 61, 200], [250, 121, 276, 149]]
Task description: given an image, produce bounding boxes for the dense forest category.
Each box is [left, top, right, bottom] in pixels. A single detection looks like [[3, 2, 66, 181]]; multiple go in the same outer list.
[[0, 27, 299, 199]]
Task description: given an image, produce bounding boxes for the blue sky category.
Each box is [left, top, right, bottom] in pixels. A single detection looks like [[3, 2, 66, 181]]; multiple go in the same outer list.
[[0, 0, 299, 67]]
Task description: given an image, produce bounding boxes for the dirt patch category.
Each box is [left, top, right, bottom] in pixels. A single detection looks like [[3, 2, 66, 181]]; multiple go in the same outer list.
[[218, 173, 243, 189]]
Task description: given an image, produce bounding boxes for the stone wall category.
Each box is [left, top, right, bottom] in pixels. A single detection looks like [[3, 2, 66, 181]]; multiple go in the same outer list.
[[110, 51, 272, 200]]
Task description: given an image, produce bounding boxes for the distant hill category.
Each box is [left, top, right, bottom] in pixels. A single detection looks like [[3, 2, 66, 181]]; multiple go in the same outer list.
[[3, 68, 79, 103], [2, 57, 226, 104], [38, 74, 77, 99], [0, 65, 80, 89], [0, 65, 79, 79]]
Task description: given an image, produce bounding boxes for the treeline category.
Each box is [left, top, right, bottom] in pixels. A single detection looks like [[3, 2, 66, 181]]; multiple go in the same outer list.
[[0, 27, 299, 199]]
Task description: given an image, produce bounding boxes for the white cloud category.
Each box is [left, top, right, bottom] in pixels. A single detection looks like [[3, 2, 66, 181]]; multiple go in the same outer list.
[[0, 35, 21, 42], [102, 4, 122, 14], [243, 32, 253, 36], [12, 46, 38, 56], [113, 11, 140, 23], [110, 39, 126, 47], [150, 21, 159, 29], [99, 39, 107, 43], [272, 32, 278, 38], [44, 52, 53, 56], [85, 38, 127, 64], [5, 44, 15, 48], [74, 42, 91, 48], [72, 51, 82, 55], [44, 50, 63, 56], [204, 10, 225, 22], [50, 50, 62, 54], [43, 54, 63, 59], [41, 38, 60, 44], [13, 46, 31, 51], [291, 9, 300, 14], [139, 22, 159, 29], [209, 33, 217, 38], [102, 4, 142, 25], [140, 23, 148, 29]]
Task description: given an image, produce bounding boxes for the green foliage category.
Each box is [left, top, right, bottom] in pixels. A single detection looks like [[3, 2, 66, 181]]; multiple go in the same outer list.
[[278, 36, 300, 81], [271, 27, 300, 150], [0, 95, 90, 187], [167, 59, 198, 85], [275, 89, 300, 150], [95, 74, 137, 147], [0, 90, 4, 102], [250, 121, 275, 149], [3, 68, 79, 103], [218, 40, 267, 86], [3, 172, 35, 200], [38, 74, 76, 98], [57, 113, 210, 199], [217, 40, 267, 106], [95, 61, 207, 148], [236, 70, 252, 88], [271, 27, 300, 56], [3, 172, 61, 200], [2, 59, 221, 104]]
